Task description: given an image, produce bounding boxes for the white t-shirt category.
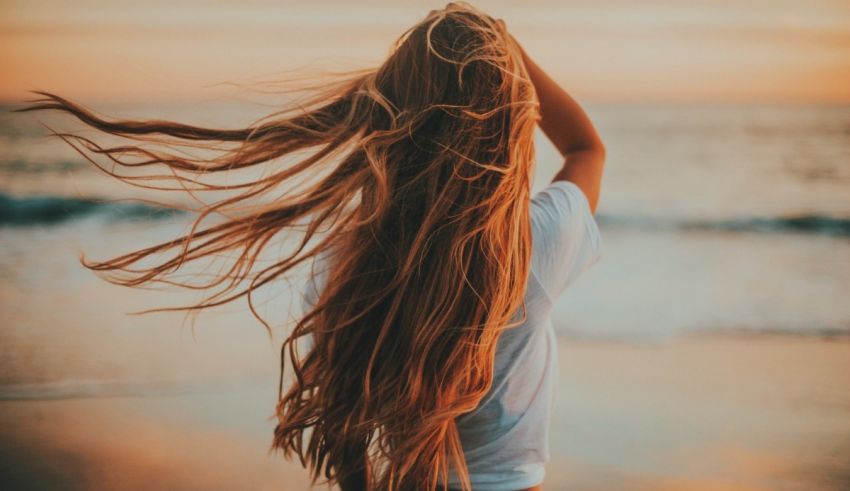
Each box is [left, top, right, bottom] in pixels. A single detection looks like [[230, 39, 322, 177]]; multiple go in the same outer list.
[[300, 180, 602, 490]]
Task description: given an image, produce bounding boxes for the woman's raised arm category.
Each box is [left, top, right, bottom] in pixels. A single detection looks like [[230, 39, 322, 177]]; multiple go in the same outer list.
[[507, 27, 606, 213]]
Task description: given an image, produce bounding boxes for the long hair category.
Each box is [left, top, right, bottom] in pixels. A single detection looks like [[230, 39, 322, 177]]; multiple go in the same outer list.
[[14, 3, 540, 489]]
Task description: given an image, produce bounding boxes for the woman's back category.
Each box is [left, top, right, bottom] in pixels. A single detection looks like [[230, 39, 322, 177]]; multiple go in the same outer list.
[[301, 180, 602, 490]]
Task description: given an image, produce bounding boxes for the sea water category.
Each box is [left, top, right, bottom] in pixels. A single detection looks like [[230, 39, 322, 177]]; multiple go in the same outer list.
[[1, 102, 848, 395]]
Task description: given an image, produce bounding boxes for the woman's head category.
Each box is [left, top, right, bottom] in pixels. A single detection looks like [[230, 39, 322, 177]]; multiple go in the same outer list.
[[375, 2, 535, 129], [14, 2, 539, 490], [366, 2, 538, 180]]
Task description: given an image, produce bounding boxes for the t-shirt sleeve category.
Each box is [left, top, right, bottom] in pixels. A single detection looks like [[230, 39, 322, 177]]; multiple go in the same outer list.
[[530, 180, 603, 300]]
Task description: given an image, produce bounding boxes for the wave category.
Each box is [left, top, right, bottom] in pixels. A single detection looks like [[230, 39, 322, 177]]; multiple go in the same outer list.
[[0, 193, 185, 226], [0, 159, 89, 174], [0, 379, 196, 401], [2, 192, 848, 237], [563, 325, 850, 339], [597, 213, 850, 237], [0, 377, 268, 401]]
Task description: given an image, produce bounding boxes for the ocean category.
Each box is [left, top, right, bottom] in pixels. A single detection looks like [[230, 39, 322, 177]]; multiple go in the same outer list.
[[3, 102, 849, 332], [1, 100, 849, 490], [1, 101, 848, 387]]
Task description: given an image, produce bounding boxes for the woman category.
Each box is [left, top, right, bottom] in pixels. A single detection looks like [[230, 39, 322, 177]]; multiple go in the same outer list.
[[16, 2, 605, 490]]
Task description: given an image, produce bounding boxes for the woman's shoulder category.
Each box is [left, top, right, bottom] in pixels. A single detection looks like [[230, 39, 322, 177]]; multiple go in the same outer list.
[[528, 179, 603, 301]]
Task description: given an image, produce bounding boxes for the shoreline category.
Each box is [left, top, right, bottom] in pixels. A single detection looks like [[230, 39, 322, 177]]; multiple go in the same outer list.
[[1, 331, 849, 490]]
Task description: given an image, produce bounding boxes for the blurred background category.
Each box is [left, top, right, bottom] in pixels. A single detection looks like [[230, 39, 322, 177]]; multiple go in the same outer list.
[[1, 0, 849, 489]]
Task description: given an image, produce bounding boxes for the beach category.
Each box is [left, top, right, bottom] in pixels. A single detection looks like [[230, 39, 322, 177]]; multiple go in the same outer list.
[[549, 332, 850, 491], [2, 0, 850, 487], [2, 332, 848, 490]]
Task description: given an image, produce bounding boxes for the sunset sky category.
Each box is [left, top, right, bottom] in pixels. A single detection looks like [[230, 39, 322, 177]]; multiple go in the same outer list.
[[2, 0, 849, 104]]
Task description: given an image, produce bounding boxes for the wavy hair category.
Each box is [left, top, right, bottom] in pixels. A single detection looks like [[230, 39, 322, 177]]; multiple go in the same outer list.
[[14, 2, 540, 489]]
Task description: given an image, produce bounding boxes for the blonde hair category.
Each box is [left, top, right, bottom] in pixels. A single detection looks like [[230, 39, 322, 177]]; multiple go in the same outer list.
[[15, 2, 540, 489]]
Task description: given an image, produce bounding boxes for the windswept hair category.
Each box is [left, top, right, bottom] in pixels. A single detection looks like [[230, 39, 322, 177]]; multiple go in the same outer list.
[[14, 3, 540, 489]]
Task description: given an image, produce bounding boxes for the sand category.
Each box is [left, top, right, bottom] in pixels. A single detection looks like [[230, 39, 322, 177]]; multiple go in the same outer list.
[[1, 331, 849, 490]]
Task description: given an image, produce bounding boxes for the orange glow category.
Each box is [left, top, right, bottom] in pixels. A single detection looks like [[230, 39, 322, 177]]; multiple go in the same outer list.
[[2, 0, 849, 104]]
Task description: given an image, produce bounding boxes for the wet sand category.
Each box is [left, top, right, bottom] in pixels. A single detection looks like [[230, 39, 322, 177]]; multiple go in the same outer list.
[[548, 331, 850, 490], [2, 331, 848, 490]]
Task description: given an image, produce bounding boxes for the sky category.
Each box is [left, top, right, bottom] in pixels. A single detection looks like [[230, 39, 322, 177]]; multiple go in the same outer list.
[[1, 0, 849, 104]]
